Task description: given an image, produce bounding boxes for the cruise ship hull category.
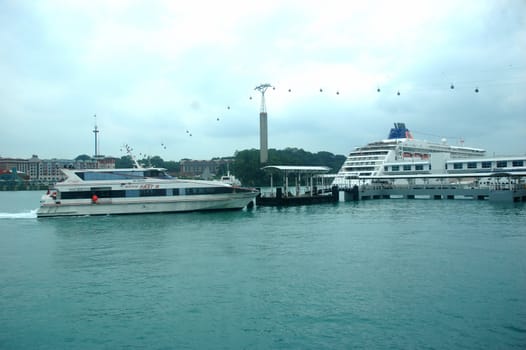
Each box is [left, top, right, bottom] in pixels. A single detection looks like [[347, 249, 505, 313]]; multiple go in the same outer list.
[[332, 122, 525, 188]]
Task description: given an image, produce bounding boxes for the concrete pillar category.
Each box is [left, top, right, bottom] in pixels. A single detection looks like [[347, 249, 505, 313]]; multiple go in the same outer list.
[[259, 112, 268, 163]]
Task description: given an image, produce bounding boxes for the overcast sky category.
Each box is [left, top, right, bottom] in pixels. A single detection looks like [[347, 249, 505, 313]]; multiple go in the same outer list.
[[1, 0, 525, 161]]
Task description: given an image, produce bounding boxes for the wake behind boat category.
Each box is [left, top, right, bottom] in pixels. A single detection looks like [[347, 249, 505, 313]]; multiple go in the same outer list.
[[37, 167, 258, 217]]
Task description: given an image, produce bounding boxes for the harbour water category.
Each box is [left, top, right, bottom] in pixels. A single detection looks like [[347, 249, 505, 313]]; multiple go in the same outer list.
[[1, 191, 525, 349]]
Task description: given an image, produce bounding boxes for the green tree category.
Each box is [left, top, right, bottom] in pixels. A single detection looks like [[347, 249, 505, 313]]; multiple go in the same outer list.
[[149, 156, 165, 168], [215, 162, 228, 178], [232, 149, 265, 186], [164, 161, 179, 173], [75, 154, 92, 161], [115, 156, 134, 168], [232, 148, 346, 186]]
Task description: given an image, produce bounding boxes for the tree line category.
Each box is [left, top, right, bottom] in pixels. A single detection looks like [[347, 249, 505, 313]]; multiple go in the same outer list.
[[232, 148, 345, 187], [113, 155, 179, 172], [107, 148, 345, 187]]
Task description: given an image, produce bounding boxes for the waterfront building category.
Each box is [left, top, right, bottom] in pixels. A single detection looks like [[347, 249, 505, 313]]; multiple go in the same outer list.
[[0, 155, 116, 183], [179, 157, 234, 179]]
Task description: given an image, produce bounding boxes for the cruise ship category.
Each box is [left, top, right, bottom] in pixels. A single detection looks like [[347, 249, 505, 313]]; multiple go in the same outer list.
[[332, 122, 526, 187], [37, 167, 258, 217]]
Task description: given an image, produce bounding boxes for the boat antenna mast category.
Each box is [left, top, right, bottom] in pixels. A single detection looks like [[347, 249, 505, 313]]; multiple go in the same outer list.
[[122, 144, 142, 169]]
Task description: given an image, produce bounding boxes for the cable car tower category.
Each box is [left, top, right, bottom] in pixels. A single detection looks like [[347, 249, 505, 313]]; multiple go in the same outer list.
[[255, 83, 273, 163]]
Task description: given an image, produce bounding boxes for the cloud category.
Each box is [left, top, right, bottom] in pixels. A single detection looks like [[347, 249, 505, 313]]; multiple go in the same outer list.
[[1, 0, 525, 161]]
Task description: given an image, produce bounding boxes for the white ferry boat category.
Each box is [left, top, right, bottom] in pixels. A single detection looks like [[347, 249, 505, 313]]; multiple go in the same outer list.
[[37, 167, 258, 217], [332, 122, 526, 187], [219, 171, 242, 186]]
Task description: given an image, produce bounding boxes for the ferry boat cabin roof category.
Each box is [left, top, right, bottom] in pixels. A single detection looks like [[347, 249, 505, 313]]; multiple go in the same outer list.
[[66, 168, 171, 181]]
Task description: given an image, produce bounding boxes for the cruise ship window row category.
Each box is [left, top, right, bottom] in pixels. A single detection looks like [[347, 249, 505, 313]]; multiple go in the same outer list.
[[384, 164, 429, 172], [346, 161, 380, 166], [344, 167, 376, 172], [348, 156, 385, 160], [349, 151, 389, 157], [349, 158, 375, 162], [446, 160, 524, 170]]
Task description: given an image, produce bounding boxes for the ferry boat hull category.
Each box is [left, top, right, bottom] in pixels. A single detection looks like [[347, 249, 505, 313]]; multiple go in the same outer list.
[[36, 167, 258, 218], [37, 192, 256, 217]]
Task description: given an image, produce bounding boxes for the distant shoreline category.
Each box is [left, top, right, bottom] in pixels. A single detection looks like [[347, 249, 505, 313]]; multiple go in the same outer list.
[[0, 182, 49, 191]]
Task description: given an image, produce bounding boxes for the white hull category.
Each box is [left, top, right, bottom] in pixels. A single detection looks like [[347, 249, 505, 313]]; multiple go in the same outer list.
[[36, 166, 258, 217], [37, 192, 256, 217]]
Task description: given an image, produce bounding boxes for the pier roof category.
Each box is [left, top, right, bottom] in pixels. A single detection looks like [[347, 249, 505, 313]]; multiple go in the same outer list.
[[261, 165, 330, 174]]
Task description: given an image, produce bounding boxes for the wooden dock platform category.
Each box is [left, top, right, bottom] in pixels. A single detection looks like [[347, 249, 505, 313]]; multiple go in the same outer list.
[[256, 187, 338, 206], [256, 165, 337, 206]]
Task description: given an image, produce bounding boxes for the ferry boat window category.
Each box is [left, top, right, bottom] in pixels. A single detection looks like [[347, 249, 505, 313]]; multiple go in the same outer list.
[[61, 191, 91, 200], [143, 170, 171, 178], [453, 163, 463, 169], [384, 166, 388, 171], [391, 165, 399, 171], [90, 187, 113, 198], [403, 165, 411, 171], [108, 190, 126, 198], [143, 170, 156, 177], [481, 161, 491, 168], [78, 171, 145, 181], [415, 164, 424, 171], [467, 162, 477, 169], [61, 189, 126, 199], [140, 189, 166, 197], [496, 161, 507, 168], [512, 160, 523, 167]]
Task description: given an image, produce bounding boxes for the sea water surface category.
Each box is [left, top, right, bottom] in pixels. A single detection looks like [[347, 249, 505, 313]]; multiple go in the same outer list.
[[1, 191, 525, 349]]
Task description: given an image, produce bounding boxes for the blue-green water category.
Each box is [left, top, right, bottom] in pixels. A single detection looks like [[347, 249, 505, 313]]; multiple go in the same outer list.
[[1, 191, 525, 349]]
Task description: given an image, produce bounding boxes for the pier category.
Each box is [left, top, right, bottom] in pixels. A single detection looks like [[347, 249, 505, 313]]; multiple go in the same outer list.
[[255, 167, 526, 206], [256, 165, 338, 206], [338, 172, 526, 203]]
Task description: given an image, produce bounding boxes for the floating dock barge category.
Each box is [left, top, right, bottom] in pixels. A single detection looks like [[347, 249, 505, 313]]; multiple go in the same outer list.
[[255, 166, 526, 206], [256, 165, 338, 206], [339, 172, 526, 203]]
